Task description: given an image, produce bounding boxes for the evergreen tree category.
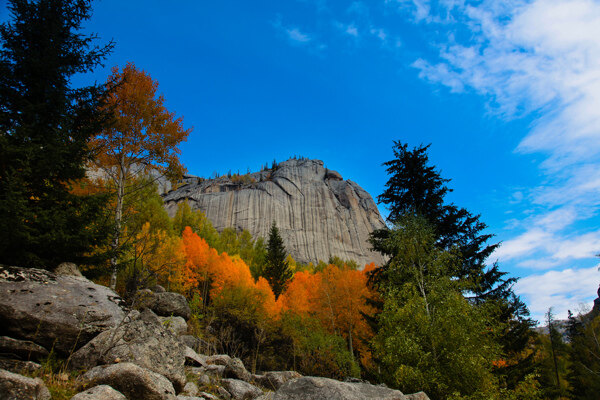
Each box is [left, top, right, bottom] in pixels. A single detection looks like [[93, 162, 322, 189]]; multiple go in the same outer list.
[[372, 141, 509, 297], [0, 0, 113, 268], [370, 140, 536, 392], [264, 221, 292, 299]]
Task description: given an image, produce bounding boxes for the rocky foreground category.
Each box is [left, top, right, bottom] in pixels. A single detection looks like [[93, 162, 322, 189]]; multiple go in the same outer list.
[[0, 265, 428, 400]]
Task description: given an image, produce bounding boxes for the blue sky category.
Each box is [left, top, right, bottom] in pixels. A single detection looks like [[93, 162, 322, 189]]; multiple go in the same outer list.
[[3, 0, 600, 322]]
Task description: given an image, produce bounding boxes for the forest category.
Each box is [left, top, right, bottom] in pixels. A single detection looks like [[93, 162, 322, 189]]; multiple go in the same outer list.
[[1, 1, 599, 399]]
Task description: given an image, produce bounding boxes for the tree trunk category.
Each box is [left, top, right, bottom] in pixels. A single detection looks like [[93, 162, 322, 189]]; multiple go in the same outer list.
[[109, 162, 126, 290]]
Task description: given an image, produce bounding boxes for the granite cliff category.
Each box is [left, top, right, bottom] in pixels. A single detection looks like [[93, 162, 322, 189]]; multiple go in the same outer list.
[[162, 159, 386, 267]]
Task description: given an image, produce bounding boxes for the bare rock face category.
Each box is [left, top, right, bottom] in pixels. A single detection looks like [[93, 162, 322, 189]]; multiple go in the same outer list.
[[0, 265, 126, 355], [163, 159, 385, 267], [272, 376, 408, 400]]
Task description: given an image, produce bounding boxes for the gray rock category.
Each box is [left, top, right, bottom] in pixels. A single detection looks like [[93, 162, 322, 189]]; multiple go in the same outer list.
[[0, 368, 50, 400], [70, 309, 186, 392], [0, 265, 125, 355], [224, 357, 251, 382], [0, 359, 42, 374], [272, 376, 408, 400], [205, 354, 231, 366], [182, 381, 199, 396], [221, 379, 263, 400], [163, 159, 385, 267], [217, 385, 231, 399], [53, 262, 83, 277], [198, 393, 218, 400], [70, 385, 127, 400], [256, 371, 301, 390], [204, 364, 225, 378], [0, 336, 49, 362], [153, 292, 191, 320], [185, 346, 207, 367], [180, 335, 202, 352], [405, 392, 430, 400], [152, 284, 167, 293], [159, 316, 188, 336], [81, 363, 176, 400]]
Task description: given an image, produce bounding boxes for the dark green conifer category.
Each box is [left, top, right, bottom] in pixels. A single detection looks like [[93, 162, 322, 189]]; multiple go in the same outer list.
[[0, 0, 113, 268], [264, 221, 292, 299]]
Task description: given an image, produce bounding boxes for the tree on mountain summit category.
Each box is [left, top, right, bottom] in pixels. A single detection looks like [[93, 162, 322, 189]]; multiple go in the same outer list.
[[263, 221, 292, 299], [0, 0, 113, 268], [90, 62, 191, 289]]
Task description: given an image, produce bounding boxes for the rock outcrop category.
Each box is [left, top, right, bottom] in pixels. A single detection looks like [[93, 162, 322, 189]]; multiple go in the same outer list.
[[163, 159, 385, 266], [70, 309, 186, 391], [0, 265, 125, 355], [0, 368, 50, 400], [271, 376, 408, 400], [80, 363, 177, 400]]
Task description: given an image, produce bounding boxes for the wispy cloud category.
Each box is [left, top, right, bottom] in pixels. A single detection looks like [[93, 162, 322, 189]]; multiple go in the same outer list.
[[515, 266, 598, 320], [394, 0, 600, 318], [272, 15, 326, 52]]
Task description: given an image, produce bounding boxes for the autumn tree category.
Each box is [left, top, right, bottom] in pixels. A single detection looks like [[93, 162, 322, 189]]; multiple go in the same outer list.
[[90, 62, 191, 289], [264, 221, 292, 299], [0, 0, 113, 268]]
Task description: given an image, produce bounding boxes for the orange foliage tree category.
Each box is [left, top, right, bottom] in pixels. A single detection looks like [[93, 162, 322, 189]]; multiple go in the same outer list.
[[89, 62, 191, 289], [180, 227, 280, 317], [280, 262, 378, 363]]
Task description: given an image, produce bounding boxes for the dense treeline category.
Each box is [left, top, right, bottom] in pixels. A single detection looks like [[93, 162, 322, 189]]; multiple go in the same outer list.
[[2, 1, 600, 399]]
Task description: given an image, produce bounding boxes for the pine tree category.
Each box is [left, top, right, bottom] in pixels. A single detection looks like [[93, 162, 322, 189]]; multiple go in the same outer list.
[[370, 140, 536, 391], [372, 141, 507, 297], [0, 0, 113, 268], [264, 221, 292, 299]]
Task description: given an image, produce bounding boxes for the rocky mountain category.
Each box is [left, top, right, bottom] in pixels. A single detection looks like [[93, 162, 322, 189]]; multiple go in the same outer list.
[[163, 159, 386, 267]]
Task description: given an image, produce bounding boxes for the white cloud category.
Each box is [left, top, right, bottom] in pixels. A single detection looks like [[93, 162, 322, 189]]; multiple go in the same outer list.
[[287, 28, 311, 43], [411, 0, 600, 169], [514, 266, 599, 321]]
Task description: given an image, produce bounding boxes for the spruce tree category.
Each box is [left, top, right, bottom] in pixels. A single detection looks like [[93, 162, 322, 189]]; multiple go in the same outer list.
[[0, 0, 113, 268], [264, 221, 292, 299], [370, 140, 536, 391]]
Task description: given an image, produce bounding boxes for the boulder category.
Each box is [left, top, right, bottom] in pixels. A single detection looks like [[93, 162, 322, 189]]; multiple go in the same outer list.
[[0, 359, 41, 374], [152, 285, 166, 293], [179, 335, 203, 352], [256, 371, 302, 390], [0, 368, 50, 400], [272, 376, 408, 400], [405, 392, 430, 400], [204, 364, 225, 378], [153, 292, 191, 320], [53, 262, 83, 277], [70, 309, 186, 391], [182, 381, 199, 396], [159, 316, 188, 336], [184, 346, 207, 367], [205, 354, 231, 366], [133, 290, 191, 320], [81, 363, 176, 400], [70, 385, 127, 400], [0, 336, 49, 362], [220, 379, 263, 400], [224, 357, 252, 382], [0, 265, 125, 355]]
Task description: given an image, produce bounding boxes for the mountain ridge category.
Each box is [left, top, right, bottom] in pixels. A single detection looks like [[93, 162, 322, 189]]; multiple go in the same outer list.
[[163, 158, 386, 267]]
